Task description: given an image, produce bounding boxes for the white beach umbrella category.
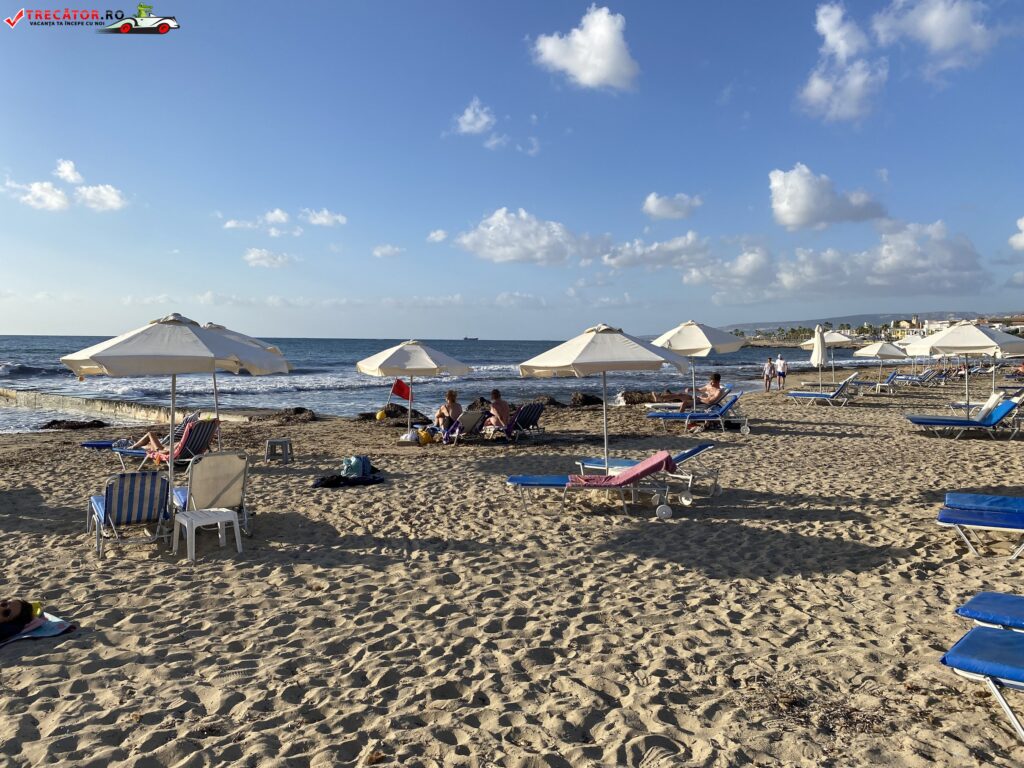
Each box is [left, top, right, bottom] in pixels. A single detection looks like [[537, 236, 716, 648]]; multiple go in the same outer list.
[[808, 325, 828, 390], [902, 322, 1024, 408], [519, 323, 688, 470], [853, 341, 908, 386], [800, 329, 855, 384], [61, 313, 291, 496], [356, 340, 470, 431], [652, 320, 746, 396]]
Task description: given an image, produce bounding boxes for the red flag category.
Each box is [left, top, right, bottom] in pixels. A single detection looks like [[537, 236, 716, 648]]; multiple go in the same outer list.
[[391, 378, 412, 401]]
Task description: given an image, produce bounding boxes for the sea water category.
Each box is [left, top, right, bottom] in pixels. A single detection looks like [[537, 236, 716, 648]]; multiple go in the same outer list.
[[0, 335, 881, 433]]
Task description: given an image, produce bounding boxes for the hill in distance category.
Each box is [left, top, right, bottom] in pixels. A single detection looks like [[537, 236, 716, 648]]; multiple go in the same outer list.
[[724, 310, 988, 333]]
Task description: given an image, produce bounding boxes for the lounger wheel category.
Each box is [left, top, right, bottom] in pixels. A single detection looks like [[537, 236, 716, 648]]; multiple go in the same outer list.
[[739, 424, 751, 436], [677, 490, 693, 507], [655, 504, 673, 520]]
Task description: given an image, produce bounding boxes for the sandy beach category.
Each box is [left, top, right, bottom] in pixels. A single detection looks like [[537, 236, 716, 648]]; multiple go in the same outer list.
[[2, 383, 1023, 766]]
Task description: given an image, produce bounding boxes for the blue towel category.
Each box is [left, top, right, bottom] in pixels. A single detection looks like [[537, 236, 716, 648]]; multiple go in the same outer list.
[[937, 507, 1024, 530], [507, 474, 570, 488], [942, 627, 1024, 683], [946, 493, 1024, 514], [957, 593, 1024, 630]]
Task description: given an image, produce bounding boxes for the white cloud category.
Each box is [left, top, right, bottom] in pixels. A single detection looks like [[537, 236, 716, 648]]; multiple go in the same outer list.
[[816, 2, 869, 62], [642, 192, 703, 220], [601, 232, 709, 270], [372, 244, 404, 259], [494, 291, 548, 309], [6, 180, 69, 211], [455, 97, 496, 135], [224, 219, 258, 229], [75, 184, 127, 211], [263, 208, 289, 224], [426, 229, 448, 243], [302, 208, 347, 226], [1010, 217, 1024, 251], [267, 227, 284, 238], [800, 4, 887, 122], [873, 0, 996, 74], [517, 137, 541, 157], [53, 159, 83, 184], [484, 133, 509, 150], [243, 248, 294, 268], [121, 294, 171, 306], [456, 207, 586, 265], [769, 163, 886, 230], [534, 5, 639, 90], [685, 221, 986, 304]]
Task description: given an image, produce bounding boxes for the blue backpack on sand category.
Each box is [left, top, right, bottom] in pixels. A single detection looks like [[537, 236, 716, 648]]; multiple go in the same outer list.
[[340, 455, 374, 478]]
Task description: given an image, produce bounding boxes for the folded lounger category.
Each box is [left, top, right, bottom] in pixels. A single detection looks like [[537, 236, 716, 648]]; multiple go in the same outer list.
[[957, 592, 1024, 631], [905, 397, 1021, 440], [938, 492, 1024, 559], [575, 443, 719, 502], [645, 394, 749, 434], [785, 373, 858, 407], [941, 626, 1024, 743], [506, 450, 676, 514]]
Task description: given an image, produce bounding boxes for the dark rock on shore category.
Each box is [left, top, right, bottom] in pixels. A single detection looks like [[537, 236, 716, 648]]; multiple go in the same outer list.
[[357, 403, 430, 424], [252, 407, 317, 425], [571, 392, 603, 407], [531, 395, 567, 408], [619, 390, 657, 405], [38, 419, 107, 430]]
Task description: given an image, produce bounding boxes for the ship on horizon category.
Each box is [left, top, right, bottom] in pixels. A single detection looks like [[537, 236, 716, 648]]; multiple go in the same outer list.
[[463, 336, 478, 341]]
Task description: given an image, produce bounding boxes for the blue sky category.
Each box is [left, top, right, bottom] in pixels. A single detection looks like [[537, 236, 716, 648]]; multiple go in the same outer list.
[[1, 0, 1022, 339]]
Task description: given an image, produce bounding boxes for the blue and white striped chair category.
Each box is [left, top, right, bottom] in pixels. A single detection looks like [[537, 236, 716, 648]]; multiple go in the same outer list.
[[87, 471, 169, 557]]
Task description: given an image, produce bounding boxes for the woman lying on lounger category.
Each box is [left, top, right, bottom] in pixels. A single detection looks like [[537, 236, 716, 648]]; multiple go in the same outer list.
[[652, 373, 725, 410]]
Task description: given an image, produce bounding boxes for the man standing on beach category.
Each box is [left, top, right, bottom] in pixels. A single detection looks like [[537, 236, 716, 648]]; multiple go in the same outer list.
[[762, 357, 775, 393], [775, 355, 788, 390]]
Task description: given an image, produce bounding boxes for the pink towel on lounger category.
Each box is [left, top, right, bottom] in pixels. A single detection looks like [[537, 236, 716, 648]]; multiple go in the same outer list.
[[568, 450, 676, 487]]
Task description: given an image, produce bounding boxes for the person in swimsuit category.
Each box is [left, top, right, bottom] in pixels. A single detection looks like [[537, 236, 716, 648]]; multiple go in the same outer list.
[[485, 389, 511, 427], [434, 390, 463, 430]]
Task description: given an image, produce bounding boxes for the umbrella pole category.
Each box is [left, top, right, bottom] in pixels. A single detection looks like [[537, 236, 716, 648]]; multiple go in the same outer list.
[[602, 371, 609, 473], [831, 348, 836, 385], [965, 355, 970, 410], [213, 371, 222, 450], [690, 357, 696, 400], [168, 374, 176, 516], [408, 375, 413, 433]]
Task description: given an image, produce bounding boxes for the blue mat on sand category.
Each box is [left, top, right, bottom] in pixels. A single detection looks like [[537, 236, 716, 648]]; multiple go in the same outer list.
[[0, 612, 76, 649]]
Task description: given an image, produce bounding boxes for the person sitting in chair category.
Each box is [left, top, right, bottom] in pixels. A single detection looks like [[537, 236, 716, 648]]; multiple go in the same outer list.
[[484, 389, 511, 428], [675, 373, 725, 411], [434, 389, 463, 430]]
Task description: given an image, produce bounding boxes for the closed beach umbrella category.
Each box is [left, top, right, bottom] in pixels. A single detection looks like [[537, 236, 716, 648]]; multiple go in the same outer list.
[[652, 320, 745, 397], [853, 341, 907, 386], [356, 340, 470, 431], [902, 322, 1024, 409], [61, 313, 291, 495], [519, 323, 688, 470], [800, 329, 855, 384], [808, 325, 828, 390]]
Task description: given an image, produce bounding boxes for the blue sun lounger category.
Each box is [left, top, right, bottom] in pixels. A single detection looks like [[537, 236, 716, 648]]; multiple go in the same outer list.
[[906, 397, 1021, 440], [645, 394, 749, 434], [785, 373, 858, 406], [937, 492, 1024, 559], [941, 626, 1024, 742], [575, 443, 719, 501], [957, 592, 1024, 631], [851, 371, 899, 393], [506, 450, 676, 514]]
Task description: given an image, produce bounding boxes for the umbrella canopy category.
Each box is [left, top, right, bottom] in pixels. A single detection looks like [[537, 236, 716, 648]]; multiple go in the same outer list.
[[356, 340, 470, 430], [853, 341, 908, 387], [853, 342, 908, 360], [356, 340, 470, 378], [61, 313, 291, 501], [62, 313, 290, 377], [652, 321, 745, 357], [519, 324, 688, 470], [652, 320, 745, 395], [798, 330, 856, 350], [202, 323, 292, 368]]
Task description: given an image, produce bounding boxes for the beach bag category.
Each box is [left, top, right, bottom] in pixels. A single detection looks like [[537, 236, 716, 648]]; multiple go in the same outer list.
[[340, 455, 374, 478], [398, 430, 420, 446]]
